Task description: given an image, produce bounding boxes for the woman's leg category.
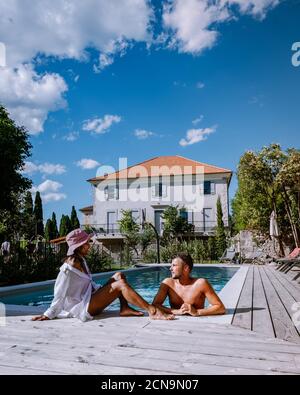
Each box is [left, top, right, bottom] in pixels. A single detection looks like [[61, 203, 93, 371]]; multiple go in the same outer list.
[[88, 275, 174, 320], [103, 272, 143, 316]]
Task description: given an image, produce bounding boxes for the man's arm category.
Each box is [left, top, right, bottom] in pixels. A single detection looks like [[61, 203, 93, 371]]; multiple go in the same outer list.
[[153, 282, 184, 315], [182, 279, 226, 317]]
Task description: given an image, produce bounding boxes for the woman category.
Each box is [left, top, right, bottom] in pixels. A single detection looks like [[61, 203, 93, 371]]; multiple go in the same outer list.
[[32, 229, 174, 322]]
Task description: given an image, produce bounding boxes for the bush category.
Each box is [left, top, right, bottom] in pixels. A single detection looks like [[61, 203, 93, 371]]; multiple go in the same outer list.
[[142, 248, 158, 263], [85, 245, 114, 273], [142, 238, 219, 264]]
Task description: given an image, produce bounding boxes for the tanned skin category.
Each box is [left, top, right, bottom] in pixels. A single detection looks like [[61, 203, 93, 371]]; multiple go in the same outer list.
[[153, 257, 226, 317], [33, 242, 174, 321]]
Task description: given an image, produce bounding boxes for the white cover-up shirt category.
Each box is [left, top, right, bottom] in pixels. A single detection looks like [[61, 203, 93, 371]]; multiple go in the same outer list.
[[44, 258, 101, 322]]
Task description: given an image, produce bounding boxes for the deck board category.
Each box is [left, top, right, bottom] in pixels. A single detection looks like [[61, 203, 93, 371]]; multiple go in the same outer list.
[[233, 265, 300, 344], [232, 265, 253, 330], [260, 268, 300, 343], [252, 266, 275, 337], [1, 264, 300, 375]]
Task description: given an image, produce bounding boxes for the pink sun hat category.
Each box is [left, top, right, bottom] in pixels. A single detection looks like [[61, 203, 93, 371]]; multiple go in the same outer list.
[[66, 229, 91, 256]]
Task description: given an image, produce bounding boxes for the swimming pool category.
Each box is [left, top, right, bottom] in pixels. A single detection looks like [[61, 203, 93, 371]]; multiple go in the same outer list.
[[0, 266, 239, 311]]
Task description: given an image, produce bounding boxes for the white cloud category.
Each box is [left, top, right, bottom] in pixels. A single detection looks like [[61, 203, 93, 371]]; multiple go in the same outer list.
[[63, 131, 79, 142], [0, 0, 152, 133], [163, 0, 230, 55], [76, 159, 100, 170], [31, 180, 63, 193], [222, 0, 279, 18], [134, 129, 154, 140], [179, 126, 216, 146], [196, 81, 205, 89], [31, 179, 66, 203], [83, 115, 121, 134], [93, 39, 130, 73], [0, 0, 153, 68], [0, 64, 68, 135], [192, 115, 204, 125], [162, 0, 280, 55], [22, 161, 66, 175], [42, 193, 67, 203]]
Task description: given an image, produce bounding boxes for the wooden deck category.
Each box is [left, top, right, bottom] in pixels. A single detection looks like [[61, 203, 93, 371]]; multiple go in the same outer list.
[[0, 264, 300, 375], [232, 265, 300, 344]]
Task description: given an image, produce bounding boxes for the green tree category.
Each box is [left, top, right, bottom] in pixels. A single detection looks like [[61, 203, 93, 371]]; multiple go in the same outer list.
[[70, 206, 80, 230], [216, 197, 227, 258], [0, 106, 32, 212], [59, 214, 72, 237], [118, 210, 140, 257], [51, 212, 59, 239], [65, 215, 72, 235], [44, 219, 54, 242], [161, 206, 193, 243], [59, 215, 67, 237], [33, 191, 44, 237], [232, 144, 300, 248], [23, 191, 35, 239]]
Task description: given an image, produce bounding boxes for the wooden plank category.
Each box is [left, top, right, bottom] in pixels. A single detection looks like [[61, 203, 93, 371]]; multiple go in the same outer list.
[[259, 267, 300, 344], [252, 266, 275, 337], [270, 268, 300, 302], [1, 332, 299, 365], [0, 364, 67, 375], [2, 322, 298, 351], [232, 265, 253, 330], [264, 267, 300, 337], [2, 323, 300, 356], [1, 339, 299, 375]]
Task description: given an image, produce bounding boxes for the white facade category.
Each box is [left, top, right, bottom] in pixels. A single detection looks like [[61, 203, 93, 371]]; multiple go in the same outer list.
[[83, 170, 231, 236]]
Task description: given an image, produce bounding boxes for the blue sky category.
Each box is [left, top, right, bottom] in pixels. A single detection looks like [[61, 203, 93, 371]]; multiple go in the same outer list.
[[0, 0, 299, 224]]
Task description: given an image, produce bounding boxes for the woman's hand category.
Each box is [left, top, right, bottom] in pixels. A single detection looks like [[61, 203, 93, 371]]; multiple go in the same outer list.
[[32, 315, 50, 321]]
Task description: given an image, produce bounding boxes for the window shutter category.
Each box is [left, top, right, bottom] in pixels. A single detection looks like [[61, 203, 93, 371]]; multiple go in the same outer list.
[[104, 187, 109, 201], [115, 187, 119, 200], [162, 184, 167, 197], [199, 183, 204, 195], [152, 185, 156, 198], [211, 182, 216, 195]]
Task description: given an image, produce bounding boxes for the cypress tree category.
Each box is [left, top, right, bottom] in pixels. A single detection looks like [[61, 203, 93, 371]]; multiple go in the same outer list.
[[59, 215, 66, 237], [23, 191, 35, 239], [70, 206, 80, 230], [216, 196, 227, 258], [65, 215, 72, 235], [33, 191, 44, 237], [51, 212, 59, 239], [44, 219, 54, 242], [59, 214, 72, 237]]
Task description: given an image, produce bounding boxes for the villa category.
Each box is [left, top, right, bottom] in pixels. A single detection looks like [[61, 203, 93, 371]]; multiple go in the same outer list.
[[80, 155, 232, 250]]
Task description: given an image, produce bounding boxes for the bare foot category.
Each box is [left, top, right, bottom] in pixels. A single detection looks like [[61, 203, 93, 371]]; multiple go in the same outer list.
[[149, 307, 175, 321], [120, 307, 144, 317]]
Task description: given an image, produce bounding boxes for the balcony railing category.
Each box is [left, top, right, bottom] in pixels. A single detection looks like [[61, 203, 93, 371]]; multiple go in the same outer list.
[[82, 221, 228, 236]]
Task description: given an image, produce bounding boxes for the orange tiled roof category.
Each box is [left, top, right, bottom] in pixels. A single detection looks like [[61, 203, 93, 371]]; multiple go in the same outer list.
[[87, 155, 232, 183], [79, 205, 93, 213]]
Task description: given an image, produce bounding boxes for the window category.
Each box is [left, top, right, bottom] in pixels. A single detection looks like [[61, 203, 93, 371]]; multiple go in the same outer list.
[[152, 183, 167, 198], [104, 185, 119, 200], [204, 181, 211, 195], [131, 210, 140, 223], [203, 181, 216, 195], [180, 210, 188, 221]]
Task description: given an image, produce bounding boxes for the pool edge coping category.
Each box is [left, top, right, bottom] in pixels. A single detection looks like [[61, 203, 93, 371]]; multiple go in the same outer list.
[[1, 264, 248, 324]]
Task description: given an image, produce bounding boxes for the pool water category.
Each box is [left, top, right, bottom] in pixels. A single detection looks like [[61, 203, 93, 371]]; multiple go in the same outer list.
[[0, 266, 238, 311]]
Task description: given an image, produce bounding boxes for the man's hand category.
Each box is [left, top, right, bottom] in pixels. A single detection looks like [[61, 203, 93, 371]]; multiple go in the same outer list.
[[32, 315, 50, 321], [180, 303, 198, 317]]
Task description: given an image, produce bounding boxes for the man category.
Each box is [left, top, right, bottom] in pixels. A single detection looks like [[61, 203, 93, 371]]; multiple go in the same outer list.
[[153, 253, 226, 317]]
